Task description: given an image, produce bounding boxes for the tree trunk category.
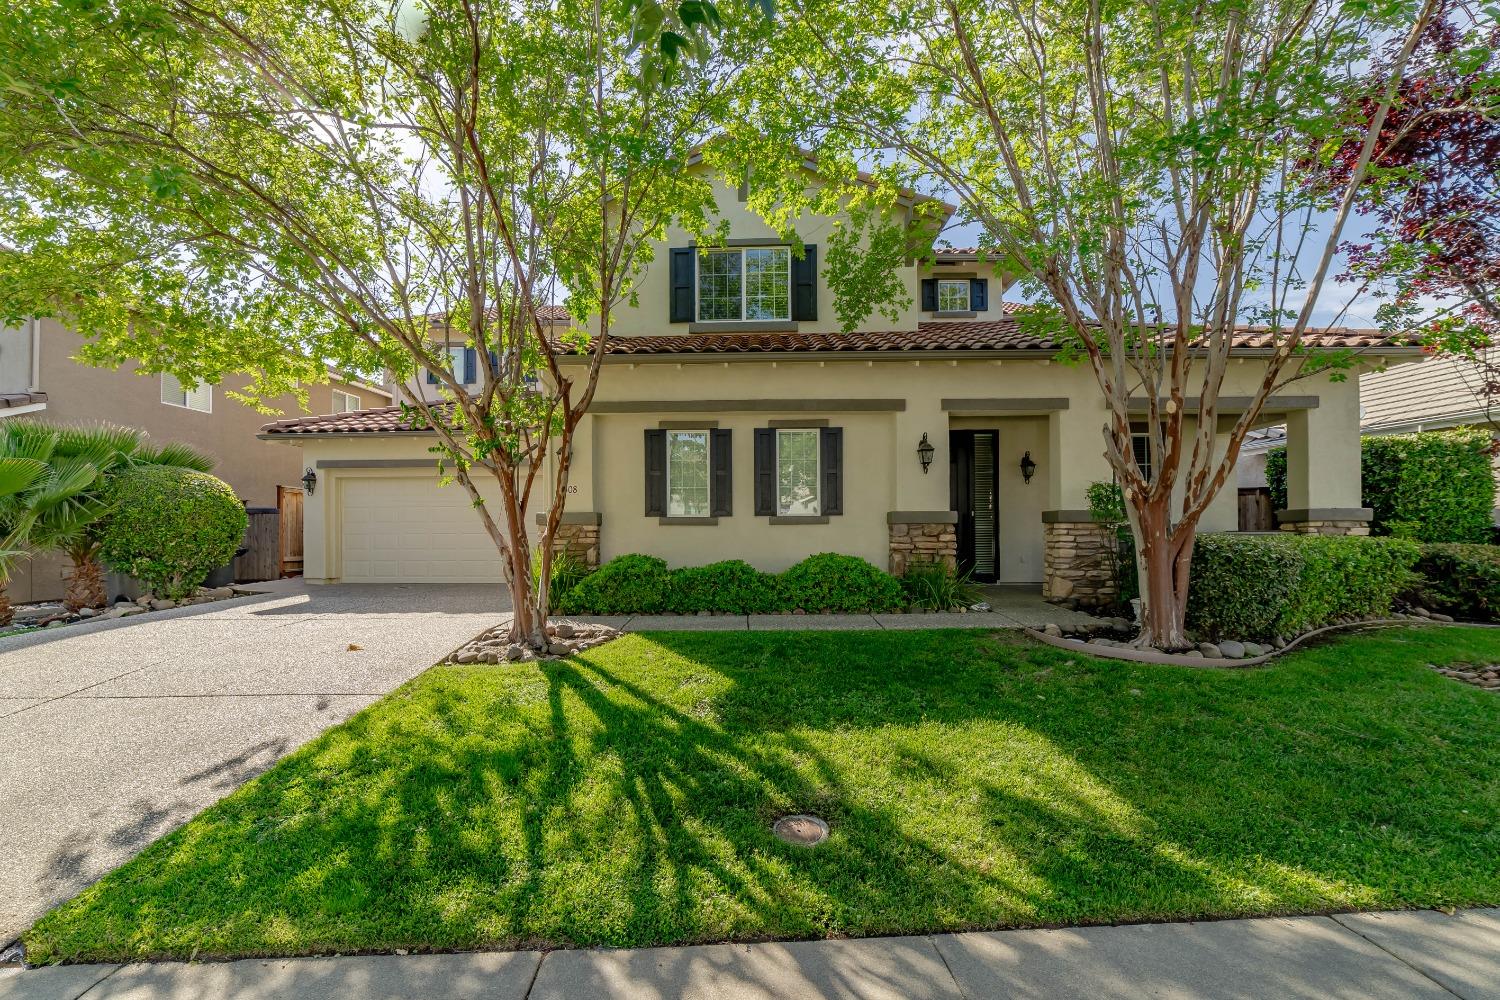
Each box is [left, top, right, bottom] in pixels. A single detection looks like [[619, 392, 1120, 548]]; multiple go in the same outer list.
[[0, 585, 12, 628], [64, 549, 107, 612], [1130, 497, 1196, 651]]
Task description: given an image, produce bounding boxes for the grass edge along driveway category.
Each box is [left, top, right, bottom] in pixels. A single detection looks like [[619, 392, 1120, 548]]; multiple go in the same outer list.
[[25, 625, 1500, 963]]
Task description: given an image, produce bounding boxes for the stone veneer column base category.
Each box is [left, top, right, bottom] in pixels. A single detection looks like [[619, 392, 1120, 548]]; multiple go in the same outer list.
[[887, 512, 958, 577], [1042, 511, 1118, 608], [537, 513, 602, 568], [1276, 507, 1374, 537]]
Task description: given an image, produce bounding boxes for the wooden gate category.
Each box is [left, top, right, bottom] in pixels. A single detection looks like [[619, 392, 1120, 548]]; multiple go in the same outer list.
[[234, 507, 280, 582], [1238, 488, 1274, 532], [278, 485, 305, 577]]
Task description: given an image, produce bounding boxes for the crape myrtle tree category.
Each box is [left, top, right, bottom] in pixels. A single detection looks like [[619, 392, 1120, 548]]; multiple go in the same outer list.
[[0, 0, 767, 647], [754, 0, 1442, 648], [1325, 6, 1500, 424]]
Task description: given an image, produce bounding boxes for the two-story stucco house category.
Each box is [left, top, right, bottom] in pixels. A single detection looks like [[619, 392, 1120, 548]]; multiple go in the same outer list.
[[1, 317, 389, 600], [262, 161, 1425, 603]]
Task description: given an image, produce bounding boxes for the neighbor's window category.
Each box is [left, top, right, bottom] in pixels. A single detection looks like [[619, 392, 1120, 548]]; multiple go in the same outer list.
[[331, 389, 361, 412], [426, 345, 470, 384], [936, 279, 970, 312], [1131, 430, 1153, 480], [666, 430, 711, 517], [776, 428, 820, 516], [697, 247, 791, 322], [160, 373, 212, 413]]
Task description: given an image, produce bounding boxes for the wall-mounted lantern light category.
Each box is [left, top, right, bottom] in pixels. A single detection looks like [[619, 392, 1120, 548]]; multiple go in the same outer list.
[[301, 468, 318, 495], [917, 433, 936, 474], [1019, 450, 1037, 485]]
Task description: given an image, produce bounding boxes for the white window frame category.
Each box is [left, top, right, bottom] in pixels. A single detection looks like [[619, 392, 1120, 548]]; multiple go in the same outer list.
[[696, 246, 792, 323], [1131, 429, 1153, 481], [936, 279, 971, 312], [665, 429, 713, 518], [775, 427, 821, 516], [427, 345, 470, 385], [331, 389, 361, 412], [160, 373, 212, 413]]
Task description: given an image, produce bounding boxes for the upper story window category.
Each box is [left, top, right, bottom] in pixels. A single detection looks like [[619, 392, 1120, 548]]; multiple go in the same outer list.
[[331, 389, 361, 412], [161, 373, 211, 413], [426, 345, 474, 385], [698, 247, 791, 322], [937, 279, 970, 312], [776, 427, 821, 516], [666, 430, 712, 517], [1131, 427, 1154, 480]]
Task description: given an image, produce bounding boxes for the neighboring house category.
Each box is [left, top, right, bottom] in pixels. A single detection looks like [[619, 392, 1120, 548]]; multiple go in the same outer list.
[[0, 317, 390, 600], [263, 162, 1425, 605]]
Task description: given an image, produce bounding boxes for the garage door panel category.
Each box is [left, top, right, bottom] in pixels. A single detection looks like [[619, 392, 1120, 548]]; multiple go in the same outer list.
[[339, 477, 507, 583]]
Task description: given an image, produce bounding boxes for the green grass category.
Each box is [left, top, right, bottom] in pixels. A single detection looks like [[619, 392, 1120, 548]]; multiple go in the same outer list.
[[26, 627, 1500, 963]]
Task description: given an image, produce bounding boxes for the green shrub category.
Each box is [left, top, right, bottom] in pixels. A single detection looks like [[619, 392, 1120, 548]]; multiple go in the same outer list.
[[669, 560, 781, 614], [558, 553, 671, 615], [780, 552, 904, 613], [1266, 428, 1495, 542], [532, 549, 590, 612], [1186, 533, 1419, 641], [901, 559, 981, 611], [1086, 480, 1138, 604], [97, 466, 247, 600], [1409, 543, 1500, 621]]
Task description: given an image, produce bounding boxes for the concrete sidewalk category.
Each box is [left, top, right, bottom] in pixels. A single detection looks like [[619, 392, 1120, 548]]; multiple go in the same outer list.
[[3, 908, 1495, 999]]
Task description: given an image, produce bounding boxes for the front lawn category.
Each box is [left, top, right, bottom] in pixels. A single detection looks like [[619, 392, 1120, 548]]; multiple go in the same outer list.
[[27, 627, 1500, 962]]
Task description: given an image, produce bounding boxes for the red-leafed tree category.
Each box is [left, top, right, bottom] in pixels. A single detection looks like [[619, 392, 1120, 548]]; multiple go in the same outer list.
[[1329, 7, 1500, 410]]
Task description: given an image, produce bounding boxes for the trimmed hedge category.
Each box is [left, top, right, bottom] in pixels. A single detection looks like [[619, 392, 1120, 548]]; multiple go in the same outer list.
[[1267, 428, 1495, 543], [560, 552, 905, 615], [97, 466, 247, 600], [668, 560, 781, 614], [558, 553, 671, 615], [1187, 533, 1419, 641], [779, 552, 905, 613], [1409, 543, 1500, 621]]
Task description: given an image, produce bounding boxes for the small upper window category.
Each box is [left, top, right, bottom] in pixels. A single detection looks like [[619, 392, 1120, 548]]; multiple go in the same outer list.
[[776, 427, 820, 516], [161, 373, 211, 413], [426, 345, 471, 385], [936, 279, 970, 312], [666, 429, 711, 517], [331, 389, 361, 413], [698, 247, 791, 322], [1131, 430, 1153, 480]]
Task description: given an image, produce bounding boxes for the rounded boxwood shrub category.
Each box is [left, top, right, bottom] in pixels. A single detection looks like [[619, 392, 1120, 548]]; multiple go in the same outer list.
[[669, 560, 781, 614], [1408, 543, 1500, 621], [559, 553, 671, 615], [97, 465, 248, 600], [779, 552, 904, 613]]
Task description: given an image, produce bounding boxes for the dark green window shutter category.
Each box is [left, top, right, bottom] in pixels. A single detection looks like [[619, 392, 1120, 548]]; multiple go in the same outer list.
[[710, 428, 733, 517], [644, 429, 667, 516], [920, 278, 938, 311], [425, 367, 438, 385], [669, 247, 694, 323], [754, 428, 775, 516], [970, 278, 989, 311], [791, 244, 818, 321], [462, 347, 476, 384], [820, 427, 843, 515]]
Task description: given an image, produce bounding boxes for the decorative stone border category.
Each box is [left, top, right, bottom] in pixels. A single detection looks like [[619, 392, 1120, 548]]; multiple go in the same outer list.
[[446, 619, 621, 664], [1023, 618, 1430, 668], [3, 586, 242, 637]]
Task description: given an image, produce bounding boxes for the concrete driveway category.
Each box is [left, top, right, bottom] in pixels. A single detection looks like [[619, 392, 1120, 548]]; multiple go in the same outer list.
[[0, 583, 507, 947]]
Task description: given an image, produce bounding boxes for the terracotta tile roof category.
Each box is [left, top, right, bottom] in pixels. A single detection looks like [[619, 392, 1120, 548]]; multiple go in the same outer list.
[[261, 403, 435, 436], [263, 320, 1418, 436]]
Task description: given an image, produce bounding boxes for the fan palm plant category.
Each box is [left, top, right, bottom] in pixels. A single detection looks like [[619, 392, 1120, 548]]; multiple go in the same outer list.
[[0, 454, 51, 626], [0, 421, 215, 611]]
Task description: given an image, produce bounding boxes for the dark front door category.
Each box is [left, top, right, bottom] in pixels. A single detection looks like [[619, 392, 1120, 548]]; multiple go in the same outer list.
[[950, 430, 999, 582]]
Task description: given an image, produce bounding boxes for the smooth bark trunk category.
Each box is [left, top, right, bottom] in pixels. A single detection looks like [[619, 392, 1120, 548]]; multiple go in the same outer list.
[[1129, 498, 1196, 651]]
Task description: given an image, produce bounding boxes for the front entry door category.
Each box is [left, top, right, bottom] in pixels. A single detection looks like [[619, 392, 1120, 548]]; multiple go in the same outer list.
[[950, 430, 999, 582]]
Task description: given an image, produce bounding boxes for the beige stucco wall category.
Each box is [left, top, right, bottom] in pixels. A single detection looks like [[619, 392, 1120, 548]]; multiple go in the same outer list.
[[286, 349, 1387, 587]]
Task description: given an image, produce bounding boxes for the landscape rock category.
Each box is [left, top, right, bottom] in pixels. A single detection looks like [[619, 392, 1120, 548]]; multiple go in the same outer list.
[[1218, 640, 1247, 659], [1042, 623, 1063, 637], [149, 599, 177, 612], [1197, 642, 1222, 658], [1430, 612, 1455, 623], [1241, 642, 1269, 657], [553, 623, 576, 638]]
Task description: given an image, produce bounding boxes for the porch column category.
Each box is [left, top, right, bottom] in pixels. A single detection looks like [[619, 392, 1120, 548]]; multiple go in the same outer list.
[[888, 396, 956, 575], [549, 413, 602, 566], [1042, 402, 1117, 607], [1279, 378, 1371, 535]]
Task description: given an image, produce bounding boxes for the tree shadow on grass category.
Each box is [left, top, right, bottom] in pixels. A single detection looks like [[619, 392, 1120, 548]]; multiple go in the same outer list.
[[25, 627, 1500, 963]]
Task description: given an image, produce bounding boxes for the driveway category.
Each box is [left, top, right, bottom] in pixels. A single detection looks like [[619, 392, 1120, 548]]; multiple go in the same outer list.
[[0, 583, 507, 947]]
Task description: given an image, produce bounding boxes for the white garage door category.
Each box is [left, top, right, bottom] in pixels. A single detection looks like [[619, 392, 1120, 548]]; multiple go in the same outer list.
[[339, 477, 507, 583]]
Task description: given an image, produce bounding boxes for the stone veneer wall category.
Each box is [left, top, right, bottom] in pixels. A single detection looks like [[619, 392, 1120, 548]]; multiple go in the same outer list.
[[887, 520, 957, 576], [549, 521, 601, 568], [1042, 518, 1118, 608], [1278, 519, 1371, 537]]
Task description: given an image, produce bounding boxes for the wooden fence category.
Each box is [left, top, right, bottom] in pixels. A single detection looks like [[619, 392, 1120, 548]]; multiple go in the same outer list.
[[234, 507, 279, 582]]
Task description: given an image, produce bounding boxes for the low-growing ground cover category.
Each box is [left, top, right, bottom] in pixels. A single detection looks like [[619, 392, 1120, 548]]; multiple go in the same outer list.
[[25, 626, 1500, 963]]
